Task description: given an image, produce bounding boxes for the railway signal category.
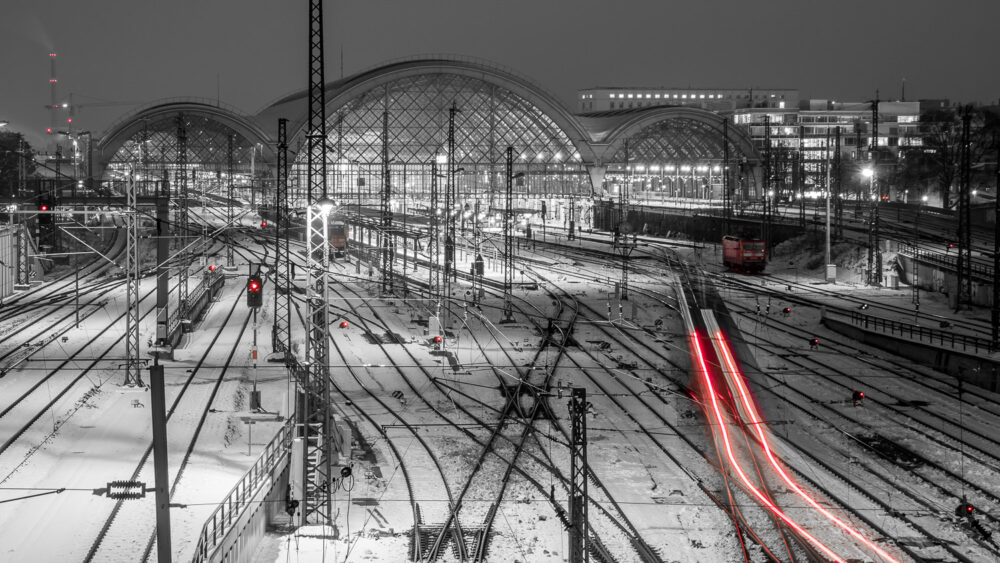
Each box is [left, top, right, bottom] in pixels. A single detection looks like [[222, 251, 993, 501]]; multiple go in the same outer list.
[[207, 264, 216, 273], [809, 338, 820, 350], [261, 220, 268, 228], [339, 320, 349, 329], [956, 501, 975, 518], [782, 307, 791, 317], [852, 390, 865, 407], [432, 335, 443, 349], [247, 275, 263, 308]]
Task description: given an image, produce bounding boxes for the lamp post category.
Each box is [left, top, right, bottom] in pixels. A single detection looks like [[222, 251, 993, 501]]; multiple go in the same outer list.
[[861, 167, 880, 285], [913, 194, 928, 321]]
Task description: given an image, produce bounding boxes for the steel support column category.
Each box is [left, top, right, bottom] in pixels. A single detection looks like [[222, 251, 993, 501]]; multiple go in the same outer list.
[[227, 133, 235, 267], [618, 140, 630, 301], [273, 118, 291, 356], [176, 115, 189, 319], [429, 160, 440, 300], [380, 106, 394, 295], [568, 387, 589, 563], [723, 118, 731, 234], [867, 98, 882, 286], [834, 127, 843, 239], [155, 190, 170, 347], [762, 115, 772, 258], [301, 0, 333, 528], [124, 170, 143, 386], [992, 137, 999, 345], [443, 103, 458, 333], [503, 147, 514, 322], [957, 107, 972, 308]]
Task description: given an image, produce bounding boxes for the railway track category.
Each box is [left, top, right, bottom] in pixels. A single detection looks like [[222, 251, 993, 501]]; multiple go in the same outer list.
[[85, 282, 250, 562]]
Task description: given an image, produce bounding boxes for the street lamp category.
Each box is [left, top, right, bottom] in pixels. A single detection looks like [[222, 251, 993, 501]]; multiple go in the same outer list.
[[861, 167, 880, 285], [913, 194, 928, 320]]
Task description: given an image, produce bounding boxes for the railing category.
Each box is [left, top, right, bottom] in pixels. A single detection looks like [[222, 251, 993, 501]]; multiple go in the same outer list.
[[848, 310, 994, 356], [896, 241, 994, 281], [191, 418, 294, 563]]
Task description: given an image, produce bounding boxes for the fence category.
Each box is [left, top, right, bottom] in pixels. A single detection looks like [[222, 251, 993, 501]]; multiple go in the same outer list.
[[848, 310, 994, 356], [896, 241, 994, 282], [191, 418, 294, 563]]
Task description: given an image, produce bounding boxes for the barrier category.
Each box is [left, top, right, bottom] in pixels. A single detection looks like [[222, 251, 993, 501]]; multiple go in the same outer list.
[[848, 310, 994, 356], [191, 418, 293, 563]]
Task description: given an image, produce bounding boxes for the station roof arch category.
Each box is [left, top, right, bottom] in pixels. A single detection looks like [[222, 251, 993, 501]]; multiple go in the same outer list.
[[256, 57, 597, 165], [95, 99, 275, 181], [579, 107, 761, 165]]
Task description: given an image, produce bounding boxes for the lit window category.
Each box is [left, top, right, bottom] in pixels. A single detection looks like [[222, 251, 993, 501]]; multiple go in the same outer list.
[[645, 94, 651, 99], [628, 93, 634, 99], [700, 94, 705, 99], [654, 94, 661, 99], [682, 94, 687, 99], [779, 101, 785, 109], [673, 94, 678, 99]]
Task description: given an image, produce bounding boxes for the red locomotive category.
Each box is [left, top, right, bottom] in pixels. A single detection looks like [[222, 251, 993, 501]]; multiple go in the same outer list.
[[329, 221, 349, 256], [722, 236, 766, 273]]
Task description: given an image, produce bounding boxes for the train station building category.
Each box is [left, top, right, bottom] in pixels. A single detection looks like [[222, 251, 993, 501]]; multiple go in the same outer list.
[[84, 57, 763, 219]]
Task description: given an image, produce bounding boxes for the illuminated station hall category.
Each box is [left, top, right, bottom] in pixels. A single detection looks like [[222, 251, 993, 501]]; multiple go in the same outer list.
[[2, 46, 999, 563]]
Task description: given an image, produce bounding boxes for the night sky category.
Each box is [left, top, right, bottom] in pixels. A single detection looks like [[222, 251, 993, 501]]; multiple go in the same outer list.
[[2, 0, 998, 149]]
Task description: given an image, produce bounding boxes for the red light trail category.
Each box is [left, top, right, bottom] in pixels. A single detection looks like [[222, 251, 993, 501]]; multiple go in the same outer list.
[[712, 329, 900, 563], [691, 331, 846, 562]]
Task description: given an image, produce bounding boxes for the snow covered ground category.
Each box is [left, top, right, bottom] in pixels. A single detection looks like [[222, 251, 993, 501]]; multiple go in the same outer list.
[[3, 212, 997, 562]]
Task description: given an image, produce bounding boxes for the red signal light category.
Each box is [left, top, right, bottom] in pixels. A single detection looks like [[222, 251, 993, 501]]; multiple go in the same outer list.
[[433, 336, 443, 343], [967, 504, 974, 513], [783, 307, 791, 314], [208, 264, 216, 272], [339, 320, 349, 329], [40, 204, 49, 212], [46, 128, 52, 134], [261, 220, 268, 228], [249, 279, 260, 292]]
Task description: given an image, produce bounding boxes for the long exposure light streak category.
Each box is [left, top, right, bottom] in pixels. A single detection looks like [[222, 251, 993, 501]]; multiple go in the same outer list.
[[713, 329, 900, 563], [691, 331, 846, 562]]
